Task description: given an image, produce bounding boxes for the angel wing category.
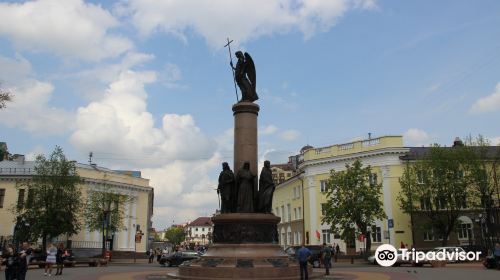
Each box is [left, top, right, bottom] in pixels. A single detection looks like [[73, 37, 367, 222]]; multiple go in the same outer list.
[[244, 52, 256, 90]]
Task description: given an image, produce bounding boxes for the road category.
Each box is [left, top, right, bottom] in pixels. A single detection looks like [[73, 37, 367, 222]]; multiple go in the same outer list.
[[0, 262, 498, 280]]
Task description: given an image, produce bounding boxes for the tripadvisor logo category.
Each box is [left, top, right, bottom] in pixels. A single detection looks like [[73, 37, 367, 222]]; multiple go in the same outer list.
[[374, 244, 482, 267], [375, 244, 398, 267]]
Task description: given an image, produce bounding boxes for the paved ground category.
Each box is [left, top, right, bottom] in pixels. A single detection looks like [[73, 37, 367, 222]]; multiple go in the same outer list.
[[0, 261, 498, 280]]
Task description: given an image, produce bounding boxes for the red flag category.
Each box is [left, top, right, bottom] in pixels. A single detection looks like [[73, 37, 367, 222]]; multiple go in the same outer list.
[[316, 230, 321, 240], [358, 234, 365, 242]]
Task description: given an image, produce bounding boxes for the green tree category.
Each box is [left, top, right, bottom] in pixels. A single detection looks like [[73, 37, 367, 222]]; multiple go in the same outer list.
[[0, 84, 12, 109], [164, 226, 185, 246], [13, 146, 82, 250], [322, 160, 386, 257], [398, 145, 470, 246], [84, 185, 133, 256], [463, 135, 500, 249]]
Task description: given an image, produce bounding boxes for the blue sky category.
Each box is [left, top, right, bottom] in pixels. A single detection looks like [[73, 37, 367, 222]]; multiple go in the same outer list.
[[1, 0, 499, 229]]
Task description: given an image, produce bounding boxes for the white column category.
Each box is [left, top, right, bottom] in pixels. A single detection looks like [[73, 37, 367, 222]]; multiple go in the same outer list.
[[381, 165, 394, 246], [307, 176, 318, 244]]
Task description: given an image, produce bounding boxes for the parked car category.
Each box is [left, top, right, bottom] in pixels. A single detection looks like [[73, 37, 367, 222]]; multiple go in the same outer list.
[[159, 251, 200, 267], [412, 246, 467, 266], [284, 246, 323, 268]]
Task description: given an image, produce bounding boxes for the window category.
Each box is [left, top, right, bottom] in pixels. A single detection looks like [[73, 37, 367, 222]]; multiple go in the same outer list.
[[420, 197, 431, 210], [321, 203, 327, 216], [369, 173, 378, 185], [320, 180, 328, 193], [287, 232, 292, 245], [297, 207, 302, 219], [0, 189, 5, 208], [202, 228, 205, 232], [17, 189, 25, 209], [281, 206, 285, 220], [281, 232, 286, 245], [196, 228, 199, 232], [458, 223, 472, 240], [423, 230, 434, 241], [287, 204, 291, 222], [371, 226, 382, 243], [296, 186, 301, 198], [293, 208, 297, 220], [293, 187, 297, 199], [322, 229, 331, 244]]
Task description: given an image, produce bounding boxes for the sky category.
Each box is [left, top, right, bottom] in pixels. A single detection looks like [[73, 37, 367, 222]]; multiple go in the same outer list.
[[1, 0, 500, 230]]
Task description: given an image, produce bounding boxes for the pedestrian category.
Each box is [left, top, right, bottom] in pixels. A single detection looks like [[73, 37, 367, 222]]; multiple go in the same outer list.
[[148, 248, 154, 263], [45, 243, 57, 276], [2, 245, 19, 280], [321, 243, 333, 275], [55, 243, 66, 276], [335, 244, 340, 262], [156, 248, 162, 263], [17, 242, 32, 280], [494, 243, 500, 263], [297, 244, 311, 280]]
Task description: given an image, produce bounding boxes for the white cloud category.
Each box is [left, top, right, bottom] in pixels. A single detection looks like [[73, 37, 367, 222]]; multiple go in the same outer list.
[[470, 82, 500, 114], [0, 0, 133, 61], [280, 129, 300, 141], [0, 55, 74, 135], [120, 0, 377, 48], [488, 137, 500, 146], [403, 128, 432, 146], [69, 69, 221, 229], [260, 124, 278, 135]]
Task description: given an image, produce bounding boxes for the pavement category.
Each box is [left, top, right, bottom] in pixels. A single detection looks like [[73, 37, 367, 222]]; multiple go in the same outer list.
[[0, 261, 498, 280]]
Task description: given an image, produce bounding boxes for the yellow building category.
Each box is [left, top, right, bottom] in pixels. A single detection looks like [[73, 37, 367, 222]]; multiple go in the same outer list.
[[0, 156, 154, 253], [273, 136, 413, 253]]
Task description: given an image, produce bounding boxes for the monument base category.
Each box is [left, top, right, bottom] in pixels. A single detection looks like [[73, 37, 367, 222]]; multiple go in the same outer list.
[[167, 213, 310, 279]]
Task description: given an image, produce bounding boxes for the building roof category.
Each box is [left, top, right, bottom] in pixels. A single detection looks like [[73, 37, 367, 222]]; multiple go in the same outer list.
[[271, 163, 295, 172], [400, 146, 500, 161], [188, 217, 213, 227], [0, 160, 144, 177]]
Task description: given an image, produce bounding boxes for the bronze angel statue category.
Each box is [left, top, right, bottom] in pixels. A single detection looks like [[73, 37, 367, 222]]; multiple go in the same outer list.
[[230, 51, 259, 102]]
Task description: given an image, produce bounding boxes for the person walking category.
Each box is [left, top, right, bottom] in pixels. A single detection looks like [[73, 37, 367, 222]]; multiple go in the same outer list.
[[148, 248, 154, 263], [297, 244, 311, 280], [335, 243, 340, 262], [156, 248, 162, 263], [321, 243, 333, 275], [2, 245, 19, 280], [17, 242, 32, 280], [45, 243, 57, 276], [55, 243, 67, 276], [494, 243, 500, 265]]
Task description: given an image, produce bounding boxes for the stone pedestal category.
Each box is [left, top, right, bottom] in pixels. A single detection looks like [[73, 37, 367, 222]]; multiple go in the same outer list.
[[233, 102, 259, 175], [169, 214, 307, 280]]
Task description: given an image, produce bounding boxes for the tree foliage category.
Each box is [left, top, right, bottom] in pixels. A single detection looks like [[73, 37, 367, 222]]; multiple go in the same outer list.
[[322, 160, 386, 256], [0, 83, 12, 109], [164, 226, 185, 246], [398, 136, 499, 246], [84, 186, 133, 233], [83, 184, 133, 255], [13, 146, 82, 249]]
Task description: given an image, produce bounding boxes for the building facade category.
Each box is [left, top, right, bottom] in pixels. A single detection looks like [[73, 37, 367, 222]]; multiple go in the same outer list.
[[0, 156, 154, 253], [273, 135, 500, 253], [273, 136, 413, 253], [185, 217, 213, 246]]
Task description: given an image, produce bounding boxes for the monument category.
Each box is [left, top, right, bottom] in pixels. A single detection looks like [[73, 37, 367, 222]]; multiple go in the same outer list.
[[169, 44, 306, 279]]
